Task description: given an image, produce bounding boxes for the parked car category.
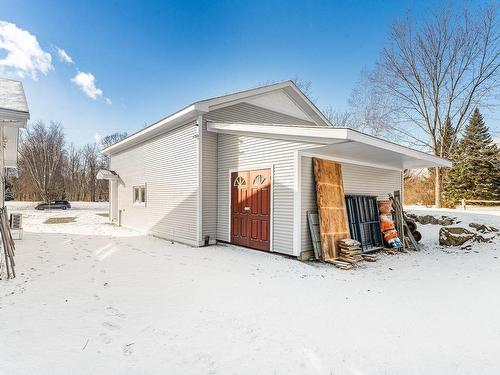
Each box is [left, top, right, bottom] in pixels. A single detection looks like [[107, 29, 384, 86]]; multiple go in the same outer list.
[[35, 200, 71, 210]]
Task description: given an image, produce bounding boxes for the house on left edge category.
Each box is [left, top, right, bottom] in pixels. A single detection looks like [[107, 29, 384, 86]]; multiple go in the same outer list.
[[0, 78, 30, 204]]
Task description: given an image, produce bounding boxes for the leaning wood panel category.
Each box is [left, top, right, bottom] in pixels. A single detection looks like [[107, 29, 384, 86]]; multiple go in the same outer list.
[[313, 158, 349, 260]]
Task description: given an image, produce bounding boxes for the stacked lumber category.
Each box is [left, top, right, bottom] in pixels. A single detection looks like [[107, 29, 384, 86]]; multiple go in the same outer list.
[[338, 239, 363, 264], [361, 253, 378, 262], [326, 239, 379, 270]]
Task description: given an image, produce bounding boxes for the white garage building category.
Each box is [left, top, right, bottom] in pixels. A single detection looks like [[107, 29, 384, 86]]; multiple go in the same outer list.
[[101, 81, 450, 258]]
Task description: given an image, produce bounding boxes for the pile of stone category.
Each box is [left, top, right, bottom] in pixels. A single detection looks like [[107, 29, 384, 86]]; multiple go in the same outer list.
[[439, 223, 498, 248], [406, 213, 456, 226], [328, 239, 378, 270]]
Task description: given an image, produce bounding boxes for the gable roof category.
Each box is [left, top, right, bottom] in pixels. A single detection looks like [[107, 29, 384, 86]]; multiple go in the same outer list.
[[102, 80, 451, 169], [102, 80, 329, 154], [0, 78, 29, 117]]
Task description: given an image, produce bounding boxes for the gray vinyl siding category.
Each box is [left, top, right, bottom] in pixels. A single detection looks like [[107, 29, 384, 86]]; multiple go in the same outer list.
[[201, 118, 218, 244], [205, 102, 317, 126], [217, 134, 314, 255], [300, 155, 402, 253], [110, 121, 199, 246]]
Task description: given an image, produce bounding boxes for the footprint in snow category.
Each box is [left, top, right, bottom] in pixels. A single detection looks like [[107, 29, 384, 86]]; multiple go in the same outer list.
[[106, 306, 126, 319], [99, 332, 112, 344], [122, 343, 134, 356], [102, 321, 120, 330]]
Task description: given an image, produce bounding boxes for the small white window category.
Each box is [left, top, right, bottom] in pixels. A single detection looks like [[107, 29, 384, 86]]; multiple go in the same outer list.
[[133, 185, 146, 205]]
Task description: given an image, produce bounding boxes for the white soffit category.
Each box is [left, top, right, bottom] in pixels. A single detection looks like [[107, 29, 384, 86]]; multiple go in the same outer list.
[[245, 90, 313, 121]]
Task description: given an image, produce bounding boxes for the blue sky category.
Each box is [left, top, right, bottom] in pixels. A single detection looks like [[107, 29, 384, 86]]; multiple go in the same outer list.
[[1, 0, 497, 145]]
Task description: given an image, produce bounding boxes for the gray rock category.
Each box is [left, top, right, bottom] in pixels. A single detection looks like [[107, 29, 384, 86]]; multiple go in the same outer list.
[[469, 222, 498, 233], [412, 214, 456, 226], [439, 227, 475, 246], [440, 226, 495, 247]]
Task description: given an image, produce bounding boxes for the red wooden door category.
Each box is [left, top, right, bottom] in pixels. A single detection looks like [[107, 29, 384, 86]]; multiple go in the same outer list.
[[231, 169, 271, 251]]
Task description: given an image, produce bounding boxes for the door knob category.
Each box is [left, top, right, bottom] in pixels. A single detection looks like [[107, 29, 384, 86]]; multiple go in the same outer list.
[[244, 207, 251, 212]]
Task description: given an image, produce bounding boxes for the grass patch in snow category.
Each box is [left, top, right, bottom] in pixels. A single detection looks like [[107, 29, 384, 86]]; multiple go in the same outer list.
[[44, 217, 77, 224]]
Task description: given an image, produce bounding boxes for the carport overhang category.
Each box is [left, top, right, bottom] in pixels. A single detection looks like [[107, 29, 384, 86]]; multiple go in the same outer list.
[[206, 122, 452, 170], [208, 122, 452, 258]]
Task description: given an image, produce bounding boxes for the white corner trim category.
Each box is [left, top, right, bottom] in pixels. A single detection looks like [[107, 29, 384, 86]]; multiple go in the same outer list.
[[197, 115, 203, 245], [293, 150, 302, 257]]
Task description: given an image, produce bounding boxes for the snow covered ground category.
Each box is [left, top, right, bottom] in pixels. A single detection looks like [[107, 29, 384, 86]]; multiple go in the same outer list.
[[1, 202, 500, 374]]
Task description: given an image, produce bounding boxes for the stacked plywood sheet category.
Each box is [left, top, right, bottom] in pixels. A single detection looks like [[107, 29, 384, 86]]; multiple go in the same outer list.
[[338, 239, 363, 264], [313, 158, 350, 261], [327, 239, 379, 269]]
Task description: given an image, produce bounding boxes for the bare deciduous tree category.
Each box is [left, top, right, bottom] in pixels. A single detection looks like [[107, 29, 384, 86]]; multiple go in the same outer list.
[[100, 132, 128, 168], [18, 121, 66, 202], [322, 106, 355, 128], [14, 125, 124, 202], [370, 4, 500, 206], [82, 143, 104, 202]]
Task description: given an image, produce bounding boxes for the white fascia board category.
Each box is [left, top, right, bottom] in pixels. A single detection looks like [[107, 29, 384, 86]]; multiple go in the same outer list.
[[198, 81, 293, 110], [207, 122, 349, 144], [345, 130, 452, 168], [207, 122, 452, 168], [283, 84, 331, 127], [202, 81, 330, 126], [102, 104, 205, 155], [0, 108, 29, 127]]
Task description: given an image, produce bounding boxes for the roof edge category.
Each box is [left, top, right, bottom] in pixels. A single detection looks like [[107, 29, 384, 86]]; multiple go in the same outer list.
[[206, 122, 452, 168], [345, 129, 452, 168], [102, 104, 203, 154]]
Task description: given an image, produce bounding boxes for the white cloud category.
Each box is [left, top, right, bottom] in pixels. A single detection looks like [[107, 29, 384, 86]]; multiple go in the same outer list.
[[55, 46, 73, 64], [0, 20, 53, 79], [94, 132, 102, 143], [71, 71, 103, 99], [105, 98, 112, 105]]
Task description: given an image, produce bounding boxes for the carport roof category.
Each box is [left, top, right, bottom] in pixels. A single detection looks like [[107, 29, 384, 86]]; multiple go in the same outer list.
[[206, 122, 452, 170], [97, 169, 119, 180]]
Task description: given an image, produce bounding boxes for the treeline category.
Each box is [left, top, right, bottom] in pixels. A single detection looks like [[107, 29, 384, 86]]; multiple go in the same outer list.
[[404, 109, 500, 207], [10, 121, 126, 202]]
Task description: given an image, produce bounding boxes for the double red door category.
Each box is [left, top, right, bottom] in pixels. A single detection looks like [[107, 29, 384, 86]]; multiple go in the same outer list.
[[231, 169, 271, 251]]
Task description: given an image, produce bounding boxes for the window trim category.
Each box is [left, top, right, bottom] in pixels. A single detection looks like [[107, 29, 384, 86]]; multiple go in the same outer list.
[[132, 185, 146, 206]]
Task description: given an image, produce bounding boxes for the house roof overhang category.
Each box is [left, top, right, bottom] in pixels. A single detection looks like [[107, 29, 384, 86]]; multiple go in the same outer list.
[[102, 104, 204, 154], [207, 122, 452, 170], [0, 78, 30, 128], [102, 80, 330, 155]]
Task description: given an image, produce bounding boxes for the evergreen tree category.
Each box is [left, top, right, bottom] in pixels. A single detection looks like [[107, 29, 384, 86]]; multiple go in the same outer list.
[[444, 109, 500, 206], [437, 117, 456, 159]]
